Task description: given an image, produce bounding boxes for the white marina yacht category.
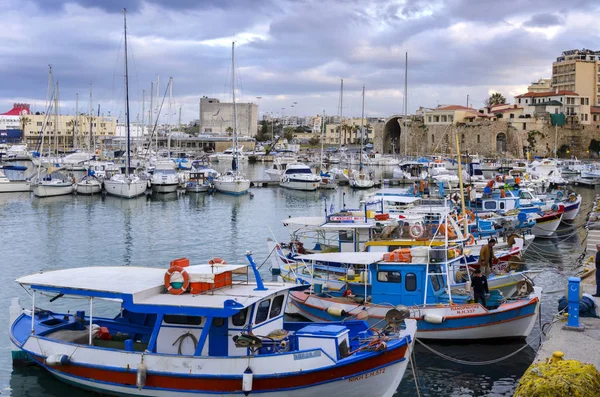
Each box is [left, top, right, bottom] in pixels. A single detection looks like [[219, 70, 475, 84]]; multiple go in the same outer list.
[[75, 174, 102, 195], [32, 173, 74, 198], [265, 157, 298, 181], [581, 164, 600, 179], [0, 168, 30, 193], [151, 160, 180, 193], [210, 146, 248, 164], [428, 160, 459, 187], [104, 172, 148, 199], [214, 42, 251, 196], [280, 163, 321, 191], [560, 158, 584, 175], [527, 158, 566, 184]]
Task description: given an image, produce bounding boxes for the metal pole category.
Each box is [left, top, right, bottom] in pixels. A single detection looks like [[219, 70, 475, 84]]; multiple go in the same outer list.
[[89, 297, 93, 345], [31, 291, 35, 334], [124, 8, 131, 175]]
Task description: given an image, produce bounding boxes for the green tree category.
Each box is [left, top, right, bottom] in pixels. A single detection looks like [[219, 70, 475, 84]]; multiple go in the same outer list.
[[308, 136, 320, 146], [225, 126, 233, 136], [485, 92, 507, 107], [283, 126, 294, 142]]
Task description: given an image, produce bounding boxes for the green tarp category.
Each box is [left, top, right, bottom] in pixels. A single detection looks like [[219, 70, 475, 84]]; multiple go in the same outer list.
[[550, 113, 566, 126]]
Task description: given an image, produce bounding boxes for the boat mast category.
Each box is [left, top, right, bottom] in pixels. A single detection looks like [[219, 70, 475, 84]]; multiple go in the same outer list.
[[339, 79, 344, 149], [54, 82, 58, 157], [88, 84, 93, 152], [141, 89, 145, 154], [454, 126, 468, 235], [149, 81, 153, 154], [232, 41, 239, 172], [123, 8, 131, 177], [155, 75, 160, 153], [404, 52, 408, 157], [320, 109, 325, 171], [75, 93, 79, 149], [360, 85, 365, 172], [168, 77, 173, 157]]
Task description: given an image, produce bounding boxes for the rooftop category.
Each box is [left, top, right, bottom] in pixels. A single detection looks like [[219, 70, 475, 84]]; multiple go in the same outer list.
[[515, 91, 578, 98]]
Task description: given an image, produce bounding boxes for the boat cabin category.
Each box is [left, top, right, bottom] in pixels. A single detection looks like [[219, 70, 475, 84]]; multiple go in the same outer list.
[[11, 262, 317, 359]]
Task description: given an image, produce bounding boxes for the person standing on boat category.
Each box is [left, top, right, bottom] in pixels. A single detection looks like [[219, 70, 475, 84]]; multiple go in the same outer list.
[[594, 243, 600, 297], [478, 238, 497, 277], [471, 268, 489, 307]]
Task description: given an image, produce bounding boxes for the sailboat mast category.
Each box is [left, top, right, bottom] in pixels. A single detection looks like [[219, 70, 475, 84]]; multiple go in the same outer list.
[[155, 75, 159, 153], [75, 93, 79, 149], [168, 77, 173, 156], [339, 79, 344, 148], [232, 41, 239, 172], [89, 84, 93, 152], [404, 52, 408, 157], [360, 85, 365, 171], [123, 8, 131, 176], [141, 89, 145, 146], [149, 81, 153, 153], [54, 82, 58, 156], [320, 110, 325, 170]]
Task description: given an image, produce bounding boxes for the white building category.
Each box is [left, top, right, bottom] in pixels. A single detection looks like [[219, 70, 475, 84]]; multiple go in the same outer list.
[[199, 97, 258, 137]]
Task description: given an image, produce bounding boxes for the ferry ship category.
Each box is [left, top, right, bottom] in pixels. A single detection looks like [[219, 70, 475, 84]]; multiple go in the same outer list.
[[0, 103, 30, 143]]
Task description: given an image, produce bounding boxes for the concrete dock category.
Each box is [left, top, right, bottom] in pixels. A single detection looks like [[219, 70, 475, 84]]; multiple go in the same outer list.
[[533, 282, 600, 369]]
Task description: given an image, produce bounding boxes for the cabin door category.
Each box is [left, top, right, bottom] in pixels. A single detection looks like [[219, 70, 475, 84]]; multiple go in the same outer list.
[[208, 317, 229, 356]]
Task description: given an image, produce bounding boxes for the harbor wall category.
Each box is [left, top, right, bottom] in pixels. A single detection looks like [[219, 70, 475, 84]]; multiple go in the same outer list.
[[373, 119, 600, 159]]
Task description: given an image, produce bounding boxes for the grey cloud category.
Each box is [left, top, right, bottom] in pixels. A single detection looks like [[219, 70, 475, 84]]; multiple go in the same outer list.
[[524, 13, 564, 27]]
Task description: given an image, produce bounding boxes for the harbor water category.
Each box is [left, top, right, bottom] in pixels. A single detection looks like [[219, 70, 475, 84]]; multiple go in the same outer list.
[[0, 163, 596, 396]]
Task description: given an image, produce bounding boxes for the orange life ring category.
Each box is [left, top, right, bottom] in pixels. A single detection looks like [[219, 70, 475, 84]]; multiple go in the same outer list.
[[164, 266, 190, 295], [208, 257, 227, 265], [438, 224, 457, 239], [466, 234, 476, 246]]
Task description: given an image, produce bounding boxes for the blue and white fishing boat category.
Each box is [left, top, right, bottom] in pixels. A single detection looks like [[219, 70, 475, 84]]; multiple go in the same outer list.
[[9, 250, 416, 397], [287, 249, 541, 340]]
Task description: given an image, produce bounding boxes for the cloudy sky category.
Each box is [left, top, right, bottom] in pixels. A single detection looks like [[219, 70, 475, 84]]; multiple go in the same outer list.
[[1, 0, 599, 122]]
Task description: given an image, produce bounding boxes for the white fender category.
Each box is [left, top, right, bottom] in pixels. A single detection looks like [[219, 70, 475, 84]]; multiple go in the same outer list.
[[326, 307, 347, 317], [242, 367, 253, 395], [136, 362, 147, 390], [45, 354, 70, 366], [423, 314, 444, 324]]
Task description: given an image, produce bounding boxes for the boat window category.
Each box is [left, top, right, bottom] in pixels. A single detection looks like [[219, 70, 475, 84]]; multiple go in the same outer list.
[[484, 201, 497, 210], [499, 202, 505, 209], [339, 231, 353, 242], [269, 295, 285, 318], [430, 274, 441, 291], [232, 308, 249, 326], [163, 315, 202, 326], [213, 317, 225, 327], [255, 299, 271, 324], [405, 273, 417, 291], [377, 271, 402, 283], [285, 168, 312, 174]]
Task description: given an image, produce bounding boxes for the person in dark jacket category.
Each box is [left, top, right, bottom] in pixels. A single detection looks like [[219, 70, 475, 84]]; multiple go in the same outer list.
[[594, 243, 600, 297], [471, 268, 489, 307]]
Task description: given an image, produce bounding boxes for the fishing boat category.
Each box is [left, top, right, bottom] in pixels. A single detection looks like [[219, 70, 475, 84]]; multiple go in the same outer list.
[[186, 162, 217, 193], [280, 163, 321, 191], [103, 10, 148, 200], [287, 250, 541, 340], [9, 246, 417, 397], [214, 43, 250, 196]]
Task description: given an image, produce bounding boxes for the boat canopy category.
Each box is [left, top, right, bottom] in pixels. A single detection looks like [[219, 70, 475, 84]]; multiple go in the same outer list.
[[17, 265, 298, 316], [294, 252, 384, 266]]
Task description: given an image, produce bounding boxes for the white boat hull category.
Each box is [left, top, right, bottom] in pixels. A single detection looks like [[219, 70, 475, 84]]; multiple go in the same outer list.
[[214, 179, 250, 195], [0, 181, 30, 193], [151, 183, 179, 194], [32, 183, 74, 197], [531, 215, 562, 237], [186, 184, 209, 193], [280, 180, 319, 191], [75, 182, 102, 195], [104, 180, 147, 199]]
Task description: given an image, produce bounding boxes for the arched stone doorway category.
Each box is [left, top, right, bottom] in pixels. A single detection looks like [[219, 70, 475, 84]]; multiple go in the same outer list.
[[496, 132, 507, 153], [383, 116, 402, 154]]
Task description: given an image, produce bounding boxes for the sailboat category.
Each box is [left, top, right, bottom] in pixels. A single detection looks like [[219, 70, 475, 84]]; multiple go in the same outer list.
[[318, 111, 337, 189], [103, 9, 148, 199], [349, 85, 374, 189], [213, 42, 250, 196], [32, 68, 75, 198]]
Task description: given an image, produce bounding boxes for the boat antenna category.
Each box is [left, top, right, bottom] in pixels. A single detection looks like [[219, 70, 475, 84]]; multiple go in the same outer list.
[[231, 41, 238, 172], [123, 8, 131, 177]]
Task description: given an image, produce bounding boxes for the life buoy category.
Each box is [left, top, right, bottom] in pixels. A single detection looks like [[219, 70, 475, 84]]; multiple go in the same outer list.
[[437, 224, 457, 239], [164, 266, 190, 295], [409, 224, 424, 238], [208, 257, 227, 265], [556, 191, 564, 198], [466, 234, 476, 246], [495, 175, 502, 182]]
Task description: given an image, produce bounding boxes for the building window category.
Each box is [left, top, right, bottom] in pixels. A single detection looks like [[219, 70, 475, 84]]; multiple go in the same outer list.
[[518, 99, 521, 104], [509, 113, 514, 119], [37, 122, 42, 126], [477, 134, 480, 144], [594, 115, 597, 122], [100, 123, 106, 127], [461, 134, 465, 144], [431, 134, 434, 143], [525, 99, 528, 104], [428, 116, 432, 123], [496, 133, 507, 152], [581, 98, 585, 105]]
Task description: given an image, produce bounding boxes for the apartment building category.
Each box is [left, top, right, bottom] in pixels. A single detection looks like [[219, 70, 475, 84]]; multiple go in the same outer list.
[[552, 49, 600, 105]]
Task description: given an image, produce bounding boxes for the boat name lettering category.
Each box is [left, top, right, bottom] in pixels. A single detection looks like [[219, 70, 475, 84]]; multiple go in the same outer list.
[[293, 351, 321, 360], [451, 306, 477, 315], [329, 216, 365, 222], [348, 368, 386, 382]]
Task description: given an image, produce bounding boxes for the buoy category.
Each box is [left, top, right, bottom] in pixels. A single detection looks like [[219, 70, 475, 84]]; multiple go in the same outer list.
[[347, 268, 356, 278], [423, 314, 444, 324], [136, 362, 147, 390], [242, 366, 253, 396], [326, 307, 347, 317], [45, 354, 70, 366]]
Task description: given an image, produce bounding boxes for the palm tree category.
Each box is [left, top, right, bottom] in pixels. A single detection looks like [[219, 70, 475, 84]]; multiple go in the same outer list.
[[20, 115, 31, 133], [485, 92, 506, 107]]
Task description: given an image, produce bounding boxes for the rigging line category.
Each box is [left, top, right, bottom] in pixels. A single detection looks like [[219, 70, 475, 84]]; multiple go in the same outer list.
[[142, 82, 171, 158], [409, 350, 422, 397]]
